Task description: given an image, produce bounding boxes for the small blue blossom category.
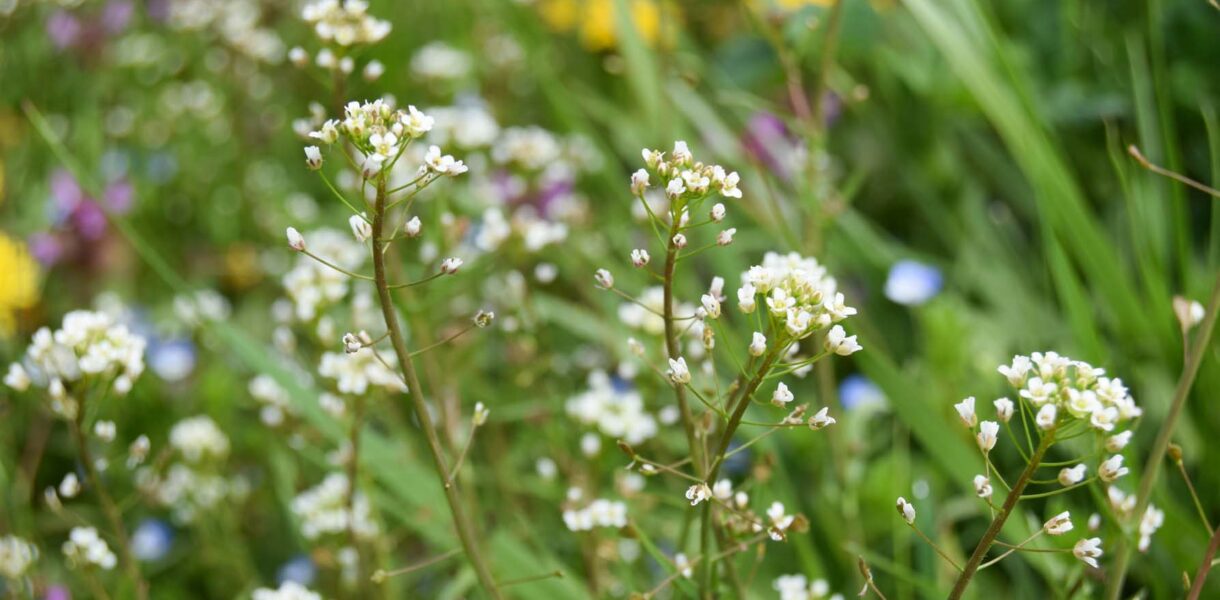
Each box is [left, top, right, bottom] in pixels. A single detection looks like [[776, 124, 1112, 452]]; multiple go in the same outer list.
[[884, 260, 943, 306], [131, 518, 174, 562], [839, 374, 885, 411]]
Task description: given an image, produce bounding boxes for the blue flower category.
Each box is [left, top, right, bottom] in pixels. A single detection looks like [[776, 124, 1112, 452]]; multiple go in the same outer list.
[[278, 554, 316, 586], [150, 338, 196, 382], [839, 374, 885, 411], [884, 260, 943, 306], [131, 519, 174, 562]]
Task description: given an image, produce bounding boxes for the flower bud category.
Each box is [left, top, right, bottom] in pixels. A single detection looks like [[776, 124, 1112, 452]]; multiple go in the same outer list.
[[286, 227, 306, 252]]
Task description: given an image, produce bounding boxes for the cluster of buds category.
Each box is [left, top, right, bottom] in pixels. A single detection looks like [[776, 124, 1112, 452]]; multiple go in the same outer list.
[[638, 141, 742, 201], [998, 352, 1141, 433], [305, 99, 456, 179], [737, 252, 858, 344]]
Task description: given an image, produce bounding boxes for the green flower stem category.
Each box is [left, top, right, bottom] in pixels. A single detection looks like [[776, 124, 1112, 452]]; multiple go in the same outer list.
[[1106, 272, 1220, 599], [370, 176, 503, 600], [948, 430, 1056, 599]]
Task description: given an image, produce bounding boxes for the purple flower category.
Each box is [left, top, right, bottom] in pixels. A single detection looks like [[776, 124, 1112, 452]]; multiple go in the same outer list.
[[104, 179, 134, 214], [28, 233, 65, 266], [49, 169, 85, 214], [71, 200, 108, 241], [44, 585, 71, 600], [46, 11, 82, 50], [742, 111, 799, 180], [102, 0, 135, 34]]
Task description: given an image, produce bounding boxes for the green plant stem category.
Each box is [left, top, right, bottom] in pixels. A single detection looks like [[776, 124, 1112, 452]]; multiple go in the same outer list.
[[370, 176, 503, 600], [345, 393, 368, 595], [1106, 272, 1220, 599], [698, 347, 783, 598], [69, 410, 147, 600], [662, 216, 706, 483], [948, 431, 1055, 599], [1187, 525, 1220, 600]]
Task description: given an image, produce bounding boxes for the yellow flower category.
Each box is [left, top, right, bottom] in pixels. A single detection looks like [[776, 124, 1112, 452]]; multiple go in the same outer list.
[[538, 0, 670, 52], [0, 233, 39, 336]]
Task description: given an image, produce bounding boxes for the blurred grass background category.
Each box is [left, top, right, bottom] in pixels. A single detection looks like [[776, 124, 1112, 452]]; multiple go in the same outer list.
[[2, 0, 1220, 597]]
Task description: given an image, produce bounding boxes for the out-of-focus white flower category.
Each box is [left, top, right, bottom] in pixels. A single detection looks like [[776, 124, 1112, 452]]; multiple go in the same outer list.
[[973, 475, 992, 499], [631, 249, 650, 268], [1099, 455, 1128, 482], [671, 233, 687, 249], [0, 535, 38, 579], [1073, 537, 1103, 568], [594, 268, 614, 290], [667, 357, 691, 384], [749, 332, 766, 357], [562, 498, 628, 531], [630, 169, 649, 195], [674, 552, 693, 578], [59, 473, 80, 499], [62, 527, 116, 570], [439, 257, 464, 275], [712, 479, 733, 501], [994, 397, 1014, 423], [1059, 464, 1087, 486], [685, 483, 712, 506], [766, 502, 795, 541], [1044, 511, 1073, 535], [808, 407, 836, 430], [701, 294, 721, 319], [94, 420, 116, 443], [348, 214, 371, 242], [897, 497, 916, 524], [772, 382, 794, 407], [1106, 431, 1132, 452], [291, 473, 379, 540], [362, 60, 384, 81], [169, 416, 230, 463], [410, 41, 472, 81], [955, 396, 977, 428], [825, 325, 861, 356], [717, 228, 737, 246], [1138, 506, 1164, 552], [710, 203, 726, 221], [977, 421, 999, 453]]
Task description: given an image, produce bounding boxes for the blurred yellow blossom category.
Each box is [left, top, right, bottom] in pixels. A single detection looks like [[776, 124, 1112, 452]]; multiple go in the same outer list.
[[0, 233, 39, 335], [538, 0, 672, 51]]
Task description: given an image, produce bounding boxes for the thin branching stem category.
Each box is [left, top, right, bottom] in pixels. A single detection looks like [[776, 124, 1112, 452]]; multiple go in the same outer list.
[[370, 175, 503, 599]]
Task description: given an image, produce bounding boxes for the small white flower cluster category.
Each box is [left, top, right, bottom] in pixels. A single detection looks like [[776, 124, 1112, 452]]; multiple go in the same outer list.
[[318, 348, 406, 395], [282, 228, 367, 321], [166, 0, 285, 63], [291, 473, 380, 540], [426, 104, 500, 150], [410, 41, 473, 82], [0, 535, 38, 579], [998, 352, 1141, 432], [306, 99, 463, 180], [1137, 505, 1164, 553], [169, 416, 230, 464], [301, 0, 390, 46], [737, 252, 858, 346], [252, 581, 324, 600], [637, 141, 742, 202], [61, 527, 116, 571], [561, 498, 628, 532], [5, 309, 147, 414], [565, 371, 658, 445], [249, 374, 296, 426], [773, 574, 838, 600], [143, 464, 238, 524]]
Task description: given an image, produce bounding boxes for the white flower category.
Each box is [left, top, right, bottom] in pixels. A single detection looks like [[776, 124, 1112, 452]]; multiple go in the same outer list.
[[1106, 431, 1132, 452], [671, 140, 692, 165], [1035, 404, 1057, 430], [580, 432, 601, 456], [0, 535, 38, 579], [93, 420, 116, 443], [749, 332, 766, 357], [665, 178, 686, 199], [1099, 455, 1128, 482], [672, 233, 687, 249], [674, 552, 693, 578], [630, 169, 650, 194], [896, 497, 916, 524], [362, 59, 384, 81], [1044, 511, 1073, 535], [667, 357, 691, 384], [360, 153, 385, 178], [718, 170, 742, 198], [304, 145, 323, 170], [772, 382, 794, 407], [998, 355, 1032, 387], [973, 475, 992, 499], [3, 363, 30, 391], [701, 294, 721, 319], [712, 479, 733, 501], [286, 227, 306, 251], [594, 268, 614, 290], [994, 397, 1014, 423], [738, 284, 757, 314], [405, 216, 422, 237], [954, 396, 977, 428], [342, 332, 362, 354], [1073, 537, 1103, 568], [825, 325, 862, 356], [62, 527, 116, 570], [169, 416, 230, 463], [473, 310, 495, 328], [424, 145, 468, 176], [348, 214, 371, 242], [717, 228, 737, 246], [1059, 464, 1087, 486], [808, 407, 836, 430], [977, 421, 999, 453], [59, 473, 80, 498], [766, 502, 795, 541], [473, 402, 490, 426], [685, 483, 712, 506], [288, 46, 309, 67], [631, 249, 650, 268], [1138, 506, 1164, 552], [710, 203, 726, 221], [253, 581, 323, 600], [440, 257, 464, 275]]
